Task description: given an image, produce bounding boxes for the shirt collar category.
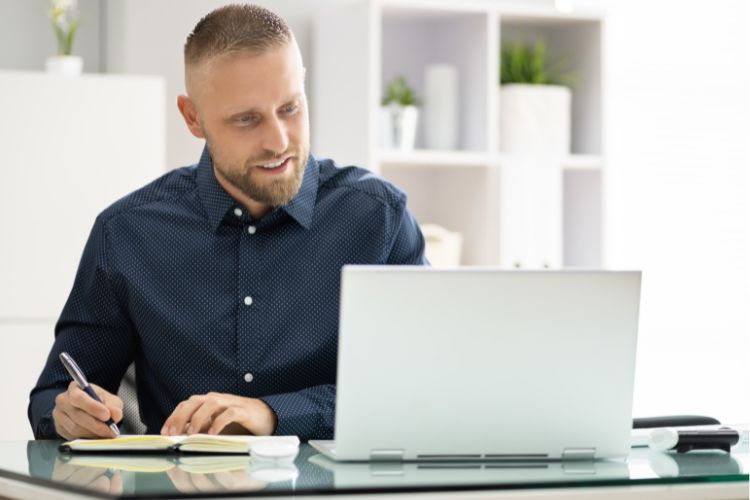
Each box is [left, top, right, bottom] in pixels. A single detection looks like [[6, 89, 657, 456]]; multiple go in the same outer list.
[[280, 153, 319, 229], [195, 145, 318, 231]]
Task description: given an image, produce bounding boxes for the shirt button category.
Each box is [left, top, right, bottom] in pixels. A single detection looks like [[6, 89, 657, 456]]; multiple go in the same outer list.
[[233, 208, 242, 217], [244, 372, 254, 383], [247, 225, 257, 234], [243, 296, 253, 306]]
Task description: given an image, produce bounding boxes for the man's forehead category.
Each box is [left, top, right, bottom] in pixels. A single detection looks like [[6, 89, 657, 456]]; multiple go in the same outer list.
[[186, 45, 304, 102], [224, 92, 305, 116]]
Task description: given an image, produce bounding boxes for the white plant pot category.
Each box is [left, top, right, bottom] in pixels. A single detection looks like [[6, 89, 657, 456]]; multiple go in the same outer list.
[[380, 104, 419, 151], [423, 64, 459, 150], [45, 55, 84, 76], [499, 84, 571, 155]]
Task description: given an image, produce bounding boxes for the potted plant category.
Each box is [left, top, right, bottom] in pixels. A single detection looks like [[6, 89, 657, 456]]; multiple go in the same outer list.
[[380, 76, 420, 151], [45, 0, 83, 75], [499, 38, 575, 155]]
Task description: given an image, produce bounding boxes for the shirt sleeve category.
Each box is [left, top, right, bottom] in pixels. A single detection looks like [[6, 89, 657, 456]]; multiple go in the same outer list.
[[28, 215, 136, 439], [260, 384, 335, 440], [386, 200, 429, 265]]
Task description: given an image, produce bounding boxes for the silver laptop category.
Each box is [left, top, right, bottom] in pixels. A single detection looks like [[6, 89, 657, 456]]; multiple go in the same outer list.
[[310, 267, 641, 462]]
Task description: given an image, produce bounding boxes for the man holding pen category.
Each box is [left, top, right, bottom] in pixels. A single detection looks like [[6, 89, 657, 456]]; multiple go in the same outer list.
[[29, 4, 426, 441]]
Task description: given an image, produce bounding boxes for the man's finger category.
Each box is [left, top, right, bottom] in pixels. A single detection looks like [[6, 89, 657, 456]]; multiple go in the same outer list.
[[62, 406, 118, 438], [51, 459, 77, 482], [208, 406, 246, 435], [108, 405, 124, 424], [189, 472, 219, 492], [90, 384, 124, 422], [67, 464, 109, 487], [68, 385, 112, 422], [93, 384, 124, 412], [109, 472, 124, 495], [162, 395, 205, 435], [52, 407, 75, 441], [187, 399, 224, 435], [166, 468, 195, 494], [88, 475, 112, 494]]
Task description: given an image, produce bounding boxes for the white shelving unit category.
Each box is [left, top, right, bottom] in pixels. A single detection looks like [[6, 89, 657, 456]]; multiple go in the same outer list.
[[313, 0, 604, 268]]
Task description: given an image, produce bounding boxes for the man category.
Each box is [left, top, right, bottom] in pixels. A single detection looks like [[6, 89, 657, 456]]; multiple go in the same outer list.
[[29, 4, 426, 441]]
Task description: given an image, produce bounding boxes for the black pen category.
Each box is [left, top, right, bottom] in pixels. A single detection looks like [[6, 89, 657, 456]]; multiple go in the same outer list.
[[59, 352, 120, 436]]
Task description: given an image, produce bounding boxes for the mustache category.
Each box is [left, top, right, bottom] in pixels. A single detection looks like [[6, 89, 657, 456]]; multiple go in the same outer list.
[[246, 150, 297, 165]]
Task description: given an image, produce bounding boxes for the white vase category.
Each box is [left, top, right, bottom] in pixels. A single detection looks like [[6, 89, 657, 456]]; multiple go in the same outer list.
[[499, 84, 571, 155], [379, 106, 395, 149], [423, 64, 459, 150], [381, 104, 419, 151], [45, 55, 84, 76]]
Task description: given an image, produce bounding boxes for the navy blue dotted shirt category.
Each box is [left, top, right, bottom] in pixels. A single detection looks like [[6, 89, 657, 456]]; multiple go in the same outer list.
[[29, 146, 427, 440]]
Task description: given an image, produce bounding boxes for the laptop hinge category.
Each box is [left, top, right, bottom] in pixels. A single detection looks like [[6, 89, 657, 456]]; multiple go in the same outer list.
[[370, 449, 404, 462], [562, 447, 596, 461]]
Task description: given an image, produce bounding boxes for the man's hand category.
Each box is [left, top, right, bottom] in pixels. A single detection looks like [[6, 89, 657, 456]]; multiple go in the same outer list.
[[161, 393, 277, 436], [53, 381, 123, 440], [166, 467, 266, 494], [52, 457, 123, 496]]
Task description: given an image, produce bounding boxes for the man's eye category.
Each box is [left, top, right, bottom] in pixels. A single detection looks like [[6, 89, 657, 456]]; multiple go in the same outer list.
[[282, 104, 298, 114], [238, 115, 256, 125]]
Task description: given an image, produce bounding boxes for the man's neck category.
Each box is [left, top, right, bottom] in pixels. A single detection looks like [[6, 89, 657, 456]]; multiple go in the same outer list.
[[212, 167, 272, 220]]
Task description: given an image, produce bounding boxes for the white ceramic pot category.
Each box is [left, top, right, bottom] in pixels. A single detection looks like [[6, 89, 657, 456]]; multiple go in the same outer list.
[[423, 64, 459, 150], [499, 84, 571, 155], [45, 55, 84, 76], [380, 104, 419, 151]]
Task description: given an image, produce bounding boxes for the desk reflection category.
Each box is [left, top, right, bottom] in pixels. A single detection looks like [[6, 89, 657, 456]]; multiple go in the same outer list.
[[307, 454, 630, 489], [50, 455, 124, 495], [25, 440, 318, 496]]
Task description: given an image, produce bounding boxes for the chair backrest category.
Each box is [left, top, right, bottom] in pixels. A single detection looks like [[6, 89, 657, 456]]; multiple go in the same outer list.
[[117, 363, 147, 434]]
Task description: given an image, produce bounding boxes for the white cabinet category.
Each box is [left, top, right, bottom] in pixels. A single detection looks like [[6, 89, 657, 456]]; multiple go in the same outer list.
[[0, 71, 166, 318], [0, 70, 166, 438], [0, 322, 56, 440], [313, 1, 604, 268]]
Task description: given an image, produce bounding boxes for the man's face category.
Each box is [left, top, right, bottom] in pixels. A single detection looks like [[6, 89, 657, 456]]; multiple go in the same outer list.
[[188, 42, 309, 207]]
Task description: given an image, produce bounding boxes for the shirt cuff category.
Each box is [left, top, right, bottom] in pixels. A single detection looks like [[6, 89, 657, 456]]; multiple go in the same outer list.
[[29, 388, 64, 440], [260, 391, 331, 441]]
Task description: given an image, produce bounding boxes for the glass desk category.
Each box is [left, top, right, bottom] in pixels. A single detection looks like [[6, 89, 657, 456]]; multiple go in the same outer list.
[[0, 441, 746, 499]]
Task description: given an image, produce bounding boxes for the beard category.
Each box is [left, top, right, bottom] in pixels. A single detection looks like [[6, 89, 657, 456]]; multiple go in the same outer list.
[[207, 137, 308, 207]]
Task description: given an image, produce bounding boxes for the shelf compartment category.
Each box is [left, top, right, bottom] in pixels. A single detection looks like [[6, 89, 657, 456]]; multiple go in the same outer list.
[[380, 5, 489, 152], [499, 15, 603, 156], [382, 164, 498, 265]]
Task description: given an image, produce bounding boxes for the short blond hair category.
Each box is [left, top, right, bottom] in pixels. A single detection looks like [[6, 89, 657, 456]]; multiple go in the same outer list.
[[184, 4, 292, 67]]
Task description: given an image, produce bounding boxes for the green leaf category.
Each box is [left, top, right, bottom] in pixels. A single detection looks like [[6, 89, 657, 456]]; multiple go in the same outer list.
[[382, 76, 419, 106], [500, 37, 576, 88]]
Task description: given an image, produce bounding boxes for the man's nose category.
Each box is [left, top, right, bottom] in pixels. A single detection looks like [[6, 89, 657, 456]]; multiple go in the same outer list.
[[260, 116, 289, 154]]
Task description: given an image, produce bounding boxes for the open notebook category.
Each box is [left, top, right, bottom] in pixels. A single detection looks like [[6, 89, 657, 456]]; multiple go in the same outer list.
[[59, 434, 299, 454]]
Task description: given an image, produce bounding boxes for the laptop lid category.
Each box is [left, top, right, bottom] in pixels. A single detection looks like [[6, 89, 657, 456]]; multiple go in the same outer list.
[[332, 267, 641, 461]]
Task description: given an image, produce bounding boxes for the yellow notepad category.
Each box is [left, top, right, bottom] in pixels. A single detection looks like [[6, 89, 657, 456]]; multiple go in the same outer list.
[[60, 434, 299, 454]]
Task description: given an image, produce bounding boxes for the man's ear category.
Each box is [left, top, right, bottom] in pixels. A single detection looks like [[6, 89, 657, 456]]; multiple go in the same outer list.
[[177, 95, 205, 139]]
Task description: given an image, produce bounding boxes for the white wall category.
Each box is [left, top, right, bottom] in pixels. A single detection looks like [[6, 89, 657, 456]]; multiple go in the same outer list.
[[587, 0, 750, 422]]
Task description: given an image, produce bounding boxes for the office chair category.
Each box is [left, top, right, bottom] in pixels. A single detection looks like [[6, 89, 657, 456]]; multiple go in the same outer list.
[[117, 363, 147, 434]]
